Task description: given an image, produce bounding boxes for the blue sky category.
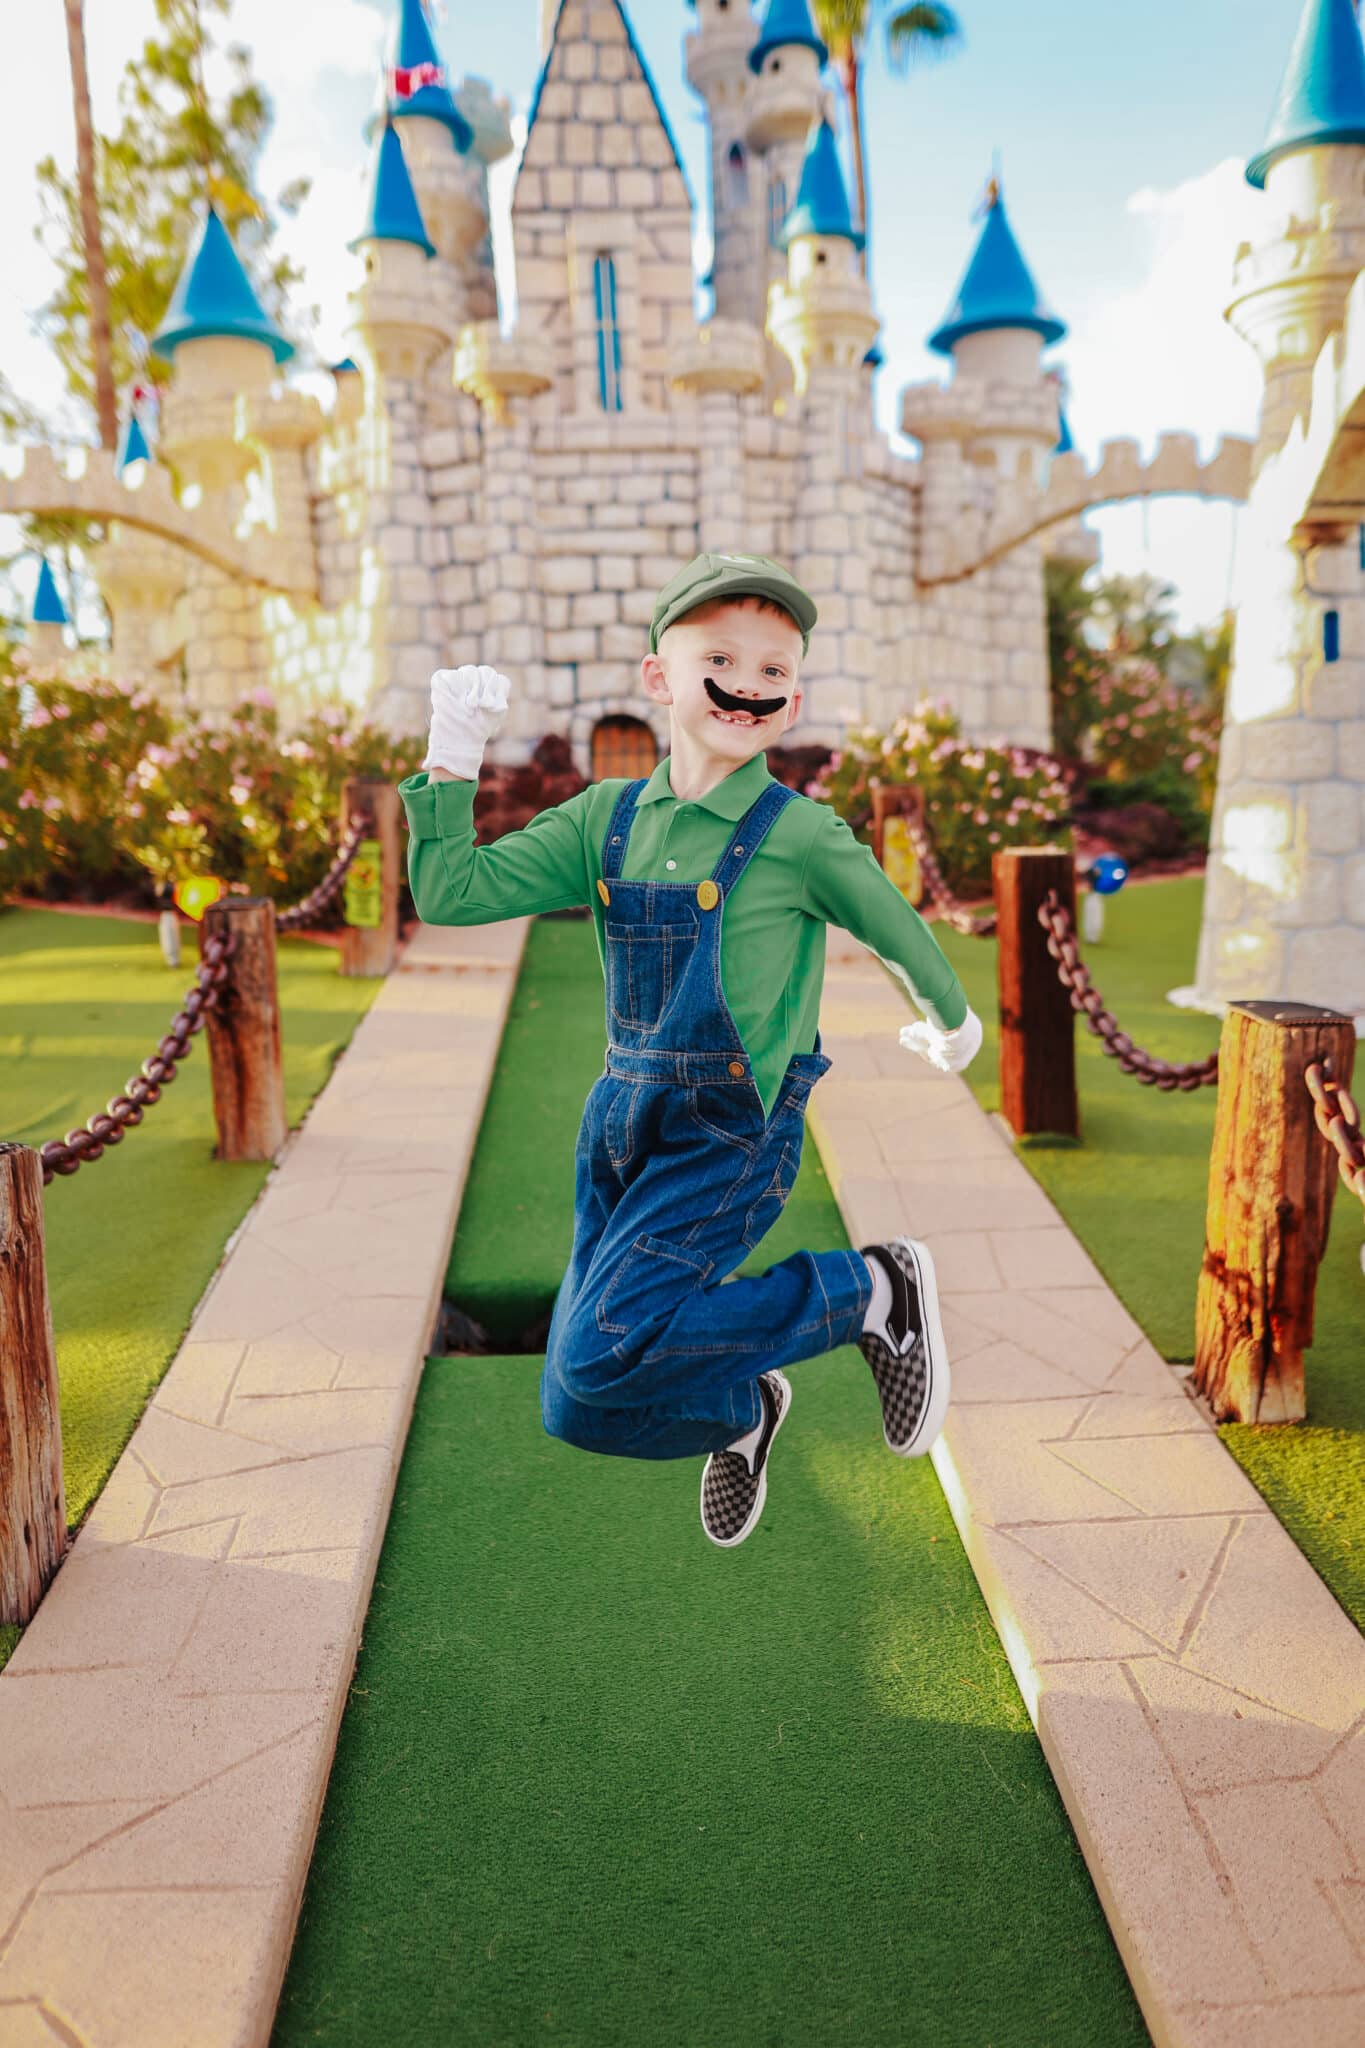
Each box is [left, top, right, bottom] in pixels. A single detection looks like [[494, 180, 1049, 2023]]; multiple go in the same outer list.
[[2, 1, 1317, 630]]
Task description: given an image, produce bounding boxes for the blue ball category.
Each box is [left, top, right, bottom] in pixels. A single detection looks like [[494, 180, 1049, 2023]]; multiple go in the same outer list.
[[1091, 854, 1128, 896]]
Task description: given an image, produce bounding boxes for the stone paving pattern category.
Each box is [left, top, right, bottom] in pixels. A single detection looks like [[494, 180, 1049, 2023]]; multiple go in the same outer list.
[[0, 916, 529, 2048], [809, 925, 1365, 2048], [0, 914, 1360, 2046]]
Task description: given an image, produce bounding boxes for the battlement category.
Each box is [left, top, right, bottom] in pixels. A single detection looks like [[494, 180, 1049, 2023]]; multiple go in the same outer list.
[[919, 429, 1255, 586], [0, 443, 316, 598]]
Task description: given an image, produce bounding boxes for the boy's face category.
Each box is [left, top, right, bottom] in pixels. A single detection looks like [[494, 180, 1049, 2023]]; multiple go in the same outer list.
[[640, 598, 804, 765]]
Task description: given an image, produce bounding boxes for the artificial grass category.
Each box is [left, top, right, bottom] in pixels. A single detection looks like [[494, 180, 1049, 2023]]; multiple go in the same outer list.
[[271, 913, 1149, 2047], [928, 874, 1364, 1631], [0, 906, 385, 1674]]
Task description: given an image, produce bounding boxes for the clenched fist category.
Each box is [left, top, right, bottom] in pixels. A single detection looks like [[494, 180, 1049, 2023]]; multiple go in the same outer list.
[[422, 664, 513, 779]]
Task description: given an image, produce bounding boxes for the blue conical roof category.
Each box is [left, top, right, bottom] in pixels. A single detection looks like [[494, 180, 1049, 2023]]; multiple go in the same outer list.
[[150, 206, 294, 364], [33, 559, 68, 626], [928, 183, 1065, 354], [1246, 0, 1365, 188], [350, 122, 436, 256], [750, 0, 828, 73], [117, 413, 152, 470], [778, 117, 863, 251], [330, 357, 360, 376], [388, 0, 473, 150], [1054, 405, 1073, 455]]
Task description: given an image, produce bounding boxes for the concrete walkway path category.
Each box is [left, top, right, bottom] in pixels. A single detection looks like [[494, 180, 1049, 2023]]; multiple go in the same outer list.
[[0, 911, 1359, 2048]]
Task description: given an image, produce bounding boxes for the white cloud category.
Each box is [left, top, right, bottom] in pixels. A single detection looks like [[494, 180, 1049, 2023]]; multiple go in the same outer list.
[[1064, 157, 1268, 632]]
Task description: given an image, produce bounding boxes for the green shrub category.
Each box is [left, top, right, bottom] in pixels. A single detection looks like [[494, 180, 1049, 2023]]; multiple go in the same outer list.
[[0, 658, 175, 901], [1, 666, 426, 920], [804, 697, 1073, 893]]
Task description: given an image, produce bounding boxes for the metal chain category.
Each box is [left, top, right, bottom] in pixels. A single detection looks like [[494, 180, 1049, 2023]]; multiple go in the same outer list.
[[39, 929, 238, 1185], [903, 807, 998, 937], [1037, 889, 1219, 1089], [1305, 1058, 1365, 1207], [275, 809, 371, 930]]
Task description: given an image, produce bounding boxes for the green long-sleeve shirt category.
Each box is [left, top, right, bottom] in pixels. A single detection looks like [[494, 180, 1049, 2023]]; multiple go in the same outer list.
[[398, 749, 968, 1123]]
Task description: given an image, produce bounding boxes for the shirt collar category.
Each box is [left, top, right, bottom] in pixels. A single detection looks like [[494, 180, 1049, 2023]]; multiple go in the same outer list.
[[635, 750, 774, 820]]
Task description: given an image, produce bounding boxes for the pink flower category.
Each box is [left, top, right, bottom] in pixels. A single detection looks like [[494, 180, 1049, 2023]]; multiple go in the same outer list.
[[90, 721, 107, 741], [127, 800, 144, 817], [988, 831, 1000, 844], [249, 687, 275, 710], [27, 705, 52, 728], [0, 752, 8, 769], [52, 701, 71, 719], [41, 794, 61, 816], [18, 789, 37, 809], [166, 805, 192, 826]]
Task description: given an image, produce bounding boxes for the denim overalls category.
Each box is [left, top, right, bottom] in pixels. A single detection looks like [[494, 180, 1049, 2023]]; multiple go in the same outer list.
[[540, 774, 873, 1461]]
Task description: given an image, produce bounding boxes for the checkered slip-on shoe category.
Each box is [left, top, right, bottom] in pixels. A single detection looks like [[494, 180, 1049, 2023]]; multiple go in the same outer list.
[[699, 1370, 792, 1549], [857, 1238, 950, 1456]]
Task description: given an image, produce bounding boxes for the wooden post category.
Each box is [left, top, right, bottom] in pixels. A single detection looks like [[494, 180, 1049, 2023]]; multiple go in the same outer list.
[[199, 899, 288, 1162], [0, 1144, 67, 1624], [1193, 1000, 1355, 1423], [340, 777, 399, 978], [992, 846, 1080, 1141]]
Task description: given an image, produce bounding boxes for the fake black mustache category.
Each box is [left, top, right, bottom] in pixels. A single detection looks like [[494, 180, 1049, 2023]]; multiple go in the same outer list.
[[703, 675, 788, 718]]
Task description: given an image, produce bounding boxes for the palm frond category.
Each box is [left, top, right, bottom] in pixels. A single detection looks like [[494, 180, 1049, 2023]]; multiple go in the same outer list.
[[811, 0, 869, 63], [883, 2, 964, 76]]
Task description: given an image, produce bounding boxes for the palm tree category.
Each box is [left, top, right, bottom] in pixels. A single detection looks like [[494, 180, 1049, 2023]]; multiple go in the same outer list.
[[813, 2, 964, 280], [62, 0, 118, 451]]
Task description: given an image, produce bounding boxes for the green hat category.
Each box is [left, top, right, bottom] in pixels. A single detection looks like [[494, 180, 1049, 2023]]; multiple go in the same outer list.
[[649, 552, 817, 656]]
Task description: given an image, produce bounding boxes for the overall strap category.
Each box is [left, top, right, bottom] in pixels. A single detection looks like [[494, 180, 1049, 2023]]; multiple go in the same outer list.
[[599, 778, 647, 881], [708, 780, 798, 889]]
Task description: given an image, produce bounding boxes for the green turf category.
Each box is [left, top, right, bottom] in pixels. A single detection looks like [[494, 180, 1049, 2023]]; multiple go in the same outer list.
[[928, 875, 1364, 1631], [271, 914, 1149, 2047], [0, 907, 385, 1674]]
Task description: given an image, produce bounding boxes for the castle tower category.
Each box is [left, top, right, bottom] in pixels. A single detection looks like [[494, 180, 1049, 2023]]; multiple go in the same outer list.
[[512, 0, 696, 414], [1191, 0, 1365, 1023], [767, 115, 879, 395], [769, 116, 881, 736], [452, 75, 516, 325], [683, 0, 761, 331], [1228, 0, 1365, 463], [345, 117, 452, 731], [28, 559, 68, 662], [383, 0, 484, 277], [925, 176, 1067, 484], [746, 0, 830, 330], [150, 205, 294, 714]]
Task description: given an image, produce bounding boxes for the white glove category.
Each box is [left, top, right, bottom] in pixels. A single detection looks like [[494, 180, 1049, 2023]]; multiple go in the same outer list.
[[422, 664, 511, 778], [899, 1005, 983, 1075]]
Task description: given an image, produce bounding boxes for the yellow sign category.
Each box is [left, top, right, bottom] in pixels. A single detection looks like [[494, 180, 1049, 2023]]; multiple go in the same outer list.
[[344, 840, 383, 928], [881, 817, 923, 906], [171, 875, 225, 921]]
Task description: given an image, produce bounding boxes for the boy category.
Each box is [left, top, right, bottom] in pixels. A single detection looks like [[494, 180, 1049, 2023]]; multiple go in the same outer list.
[[397, 552, 982, 1548]]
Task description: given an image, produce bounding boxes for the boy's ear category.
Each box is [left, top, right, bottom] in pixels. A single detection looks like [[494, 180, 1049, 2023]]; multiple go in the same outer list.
[[641, 652, 670, 701]]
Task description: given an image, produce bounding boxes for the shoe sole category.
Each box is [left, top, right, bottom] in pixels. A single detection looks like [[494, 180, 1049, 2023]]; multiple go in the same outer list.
[[701, 1370, 792, 1548], [883, 1238, 951, 1457]]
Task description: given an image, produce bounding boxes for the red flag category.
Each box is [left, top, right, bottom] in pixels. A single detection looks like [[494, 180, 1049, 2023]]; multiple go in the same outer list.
[[390, 59, 445, 100]]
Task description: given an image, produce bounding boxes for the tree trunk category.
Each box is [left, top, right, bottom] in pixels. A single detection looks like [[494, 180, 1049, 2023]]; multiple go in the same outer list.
[[1192, 1001, 1355, 1423], [63, 0, 118, 452], [839, 51, 871, 284]]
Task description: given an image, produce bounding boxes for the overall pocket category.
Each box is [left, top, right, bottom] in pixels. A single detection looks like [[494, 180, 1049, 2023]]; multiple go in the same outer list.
[[594, 1232, 715, 1336], [605, 922, 674, 1032]]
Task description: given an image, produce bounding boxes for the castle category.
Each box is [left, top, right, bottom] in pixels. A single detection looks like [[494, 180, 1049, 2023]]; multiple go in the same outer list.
[[6, 0, 1363, 1024]]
